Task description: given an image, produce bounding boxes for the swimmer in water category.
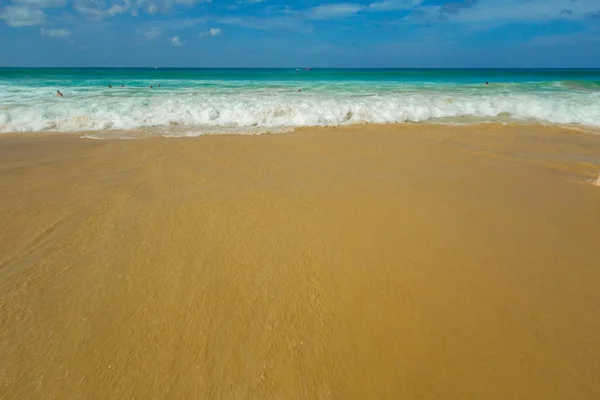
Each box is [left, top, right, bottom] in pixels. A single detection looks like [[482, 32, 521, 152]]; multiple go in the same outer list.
[[108, 85, 112, 88], [149, 85, 153, 88], [298, 89, 302, 92], [158, 84, 161, 87], [121, 84, 124, 88], [485, 82, 489, 85], [56, 90, 63, 97]]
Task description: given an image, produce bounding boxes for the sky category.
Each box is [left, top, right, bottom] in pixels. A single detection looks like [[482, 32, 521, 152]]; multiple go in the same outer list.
[[1, 0, 599, 67]]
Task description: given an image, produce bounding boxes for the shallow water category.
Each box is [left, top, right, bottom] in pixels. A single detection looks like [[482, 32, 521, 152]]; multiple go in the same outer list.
[[1, 68, 599, 135]]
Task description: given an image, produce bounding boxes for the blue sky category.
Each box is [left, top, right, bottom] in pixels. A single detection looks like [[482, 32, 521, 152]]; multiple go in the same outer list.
[[1, 0, 599, 67]]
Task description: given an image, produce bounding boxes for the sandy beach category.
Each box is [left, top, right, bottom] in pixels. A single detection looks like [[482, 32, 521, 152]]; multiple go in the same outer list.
[[1, 123, 600, 399]]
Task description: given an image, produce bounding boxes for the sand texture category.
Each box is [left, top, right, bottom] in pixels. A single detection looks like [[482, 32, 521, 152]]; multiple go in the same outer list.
[[1, 124, 600, 399]]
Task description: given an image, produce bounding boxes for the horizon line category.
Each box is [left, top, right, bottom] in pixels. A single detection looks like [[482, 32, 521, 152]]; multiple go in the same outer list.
[[1, 66, 600, 70]]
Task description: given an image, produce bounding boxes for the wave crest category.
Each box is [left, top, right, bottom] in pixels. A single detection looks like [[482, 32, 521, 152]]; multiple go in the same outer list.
[[1, 88, 599, 133]]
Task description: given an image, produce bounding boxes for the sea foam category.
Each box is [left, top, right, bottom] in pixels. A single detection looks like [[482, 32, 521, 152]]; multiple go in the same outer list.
[[1, 81, 599, 135]]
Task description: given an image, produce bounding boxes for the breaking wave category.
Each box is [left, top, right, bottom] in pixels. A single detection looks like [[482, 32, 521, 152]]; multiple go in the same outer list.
[[1, 78, 599, 135]]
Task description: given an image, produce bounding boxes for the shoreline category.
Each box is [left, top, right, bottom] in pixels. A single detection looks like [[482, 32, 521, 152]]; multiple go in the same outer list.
[[2, 123, 599, 183], [1, 123, 600, 398], [1, 121, 600, 139]]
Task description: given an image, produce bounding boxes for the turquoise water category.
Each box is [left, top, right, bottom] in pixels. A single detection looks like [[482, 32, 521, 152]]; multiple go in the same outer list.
[[1, 68, 599, 135]]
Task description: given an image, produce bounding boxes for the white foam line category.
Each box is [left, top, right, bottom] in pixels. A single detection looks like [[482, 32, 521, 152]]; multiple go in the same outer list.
[[2, 90, 600, 132]]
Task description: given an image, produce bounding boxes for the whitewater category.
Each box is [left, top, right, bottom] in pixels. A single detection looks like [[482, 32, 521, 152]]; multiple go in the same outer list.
[[1, 68, 599, 135]]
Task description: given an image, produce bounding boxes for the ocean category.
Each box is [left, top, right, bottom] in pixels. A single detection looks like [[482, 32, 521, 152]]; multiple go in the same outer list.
[[1, 68, 599, 136]]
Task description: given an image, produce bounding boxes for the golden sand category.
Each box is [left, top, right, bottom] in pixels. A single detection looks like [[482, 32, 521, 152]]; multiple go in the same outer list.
[[1, 124, 600, 399]]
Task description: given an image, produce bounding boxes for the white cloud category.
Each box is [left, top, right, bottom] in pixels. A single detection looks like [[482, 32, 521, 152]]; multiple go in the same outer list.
[[200, 27, 223, 37], [171, 35, 184, 46], [74, 0, 126, 18], [305, 3, 363, 20], [369, 0, 421, 11], [72, 0, 211, 19], [144, 27, 162, 39], [107, 4, 126, 15], [140, 17, 206, 41], [73, 0, 103, 15], [0, 6, 45, 27], [172, 0, 210, 5], [421, 0, 600, 24], [40, 27, 71, 37], [246, 0, 265, 4], [13, 0, 66, 8], [75, 5, 125, 18], [217, 16, 309, 32]]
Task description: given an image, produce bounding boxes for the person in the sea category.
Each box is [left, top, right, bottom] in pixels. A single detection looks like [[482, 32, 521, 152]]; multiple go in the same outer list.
[[121, 84, 124, 88], [56, 90, 63, 97], [158, 84, 161, 88], [108, 85, 112, 88], [149, 85, 153, 88]]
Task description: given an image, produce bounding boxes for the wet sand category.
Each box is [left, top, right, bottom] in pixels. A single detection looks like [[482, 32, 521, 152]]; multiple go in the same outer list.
[[1, 124, 600, 399]]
